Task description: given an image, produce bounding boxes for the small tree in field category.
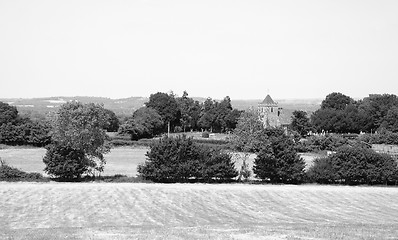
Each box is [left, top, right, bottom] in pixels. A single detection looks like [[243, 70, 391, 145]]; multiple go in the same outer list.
[[43, 102, 110, 179], [253, 129, 306, 183]]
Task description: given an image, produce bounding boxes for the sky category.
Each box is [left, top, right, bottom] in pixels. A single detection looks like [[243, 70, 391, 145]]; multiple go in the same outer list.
[[1, 0, 398, 100]]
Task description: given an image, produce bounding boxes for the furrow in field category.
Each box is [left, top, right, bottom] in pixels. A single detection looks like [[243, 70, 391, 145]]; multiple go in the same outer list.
[[1, 183, 398, 233]]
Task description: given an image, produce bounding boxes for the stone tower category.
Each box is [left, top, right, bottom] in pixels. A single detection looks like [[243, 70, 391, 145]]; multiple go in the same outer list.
[[258, 94, 282, 128]]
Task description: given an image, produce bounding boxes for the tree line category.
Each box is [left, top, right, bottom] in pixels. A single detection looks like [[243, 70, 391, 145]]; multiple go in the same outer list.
[[290, 92, 398, 136], [0, 101, 119, 147], [118, 91, 242, 140]]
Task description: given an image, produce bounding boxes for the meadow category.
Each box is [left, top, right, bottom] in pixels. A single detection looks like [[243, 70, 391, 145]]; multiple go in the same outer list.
[[1, 183, 398, 239], [0, 147, 149, 177], [0, 146, 318, 178]]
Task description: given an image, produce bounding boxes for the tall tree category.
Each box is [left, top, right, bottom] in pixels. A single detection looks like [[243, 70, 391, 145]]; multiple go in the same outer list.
[[43, 102, 111, 178], [253, 128, 305, 184], [103, 109, 119, 132], [119, 107, 163, 140], [231, 109, 266, 153], [321, 92, 354, 110], [145, 92, 180, 132], [290, 110, 313, 137], [0, 102, 18, 126], [176, 91, 201, 132], [359, 94, 398, 132]]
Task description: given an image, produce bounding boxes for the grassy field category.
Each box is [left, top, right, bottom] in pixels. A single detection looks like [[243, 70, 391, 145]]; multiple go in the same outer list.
[[0, 147, 149, 177], [0, 147, 323, 179], [0, 183, 397, 239]]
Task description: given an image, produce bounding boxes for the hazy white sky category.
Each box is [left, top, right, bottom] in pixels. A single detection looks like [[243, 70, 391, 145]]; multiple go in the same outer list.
[[1, 0, 397, 100]]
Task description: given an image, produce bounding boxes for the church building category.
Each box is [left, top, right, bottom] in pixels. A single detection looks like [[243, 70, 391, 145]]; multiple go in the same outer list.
[[258, 94, 283, 128]]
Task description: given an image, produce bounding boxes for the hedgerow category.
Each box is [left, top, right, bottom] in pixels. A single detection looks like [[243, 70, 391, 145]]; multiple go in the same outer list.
[[137, 135, 238, 183]]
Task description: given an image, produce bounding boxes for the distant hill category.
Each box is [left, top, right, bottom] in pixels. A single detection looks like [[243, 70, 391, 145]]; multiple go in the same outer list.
[[0, 96, 321, 119]]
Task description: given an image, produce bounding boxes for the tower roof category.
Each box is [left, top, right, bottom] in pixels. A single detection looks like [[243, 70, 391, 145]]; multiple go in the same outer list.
[[260, 94, 277, 105]]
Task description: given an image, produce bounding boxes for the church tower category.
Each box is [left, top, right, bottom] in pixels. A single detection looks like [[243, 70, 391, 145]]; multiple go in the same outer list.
[[258, 94, 282, 128]]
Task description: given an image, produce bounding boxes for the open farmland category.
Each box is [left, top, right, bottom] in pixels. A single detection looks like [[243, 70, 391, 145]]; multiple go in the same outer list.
[[0, 183, 398, 239]]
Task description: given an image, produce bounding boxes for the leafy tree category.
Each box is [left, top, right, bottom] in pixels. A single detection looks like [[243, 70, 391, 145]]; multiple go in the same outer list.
[[198, 98, 216, 131], [253, 128, 306, 183], [200, 148, 238, 182], [145, 92, 180, 131], [43, 145, 89, 179], [358, 94, 398, 132], [225, 109, 242, 131], [0, 102, 18, 126], [103, 109, 119, 132], [119, 107, 163, 140], [321, 92, 354, 110], [383, 106, 398, 132], [176, 91, 201, 132], [290, 110, 313, 137], [43, 102, 111, 178], [231, 109, 266, 153]]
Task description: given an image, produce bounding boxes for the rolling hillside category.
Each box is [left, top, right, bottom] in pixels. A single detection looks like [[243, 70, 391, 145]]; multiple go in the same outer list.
[[0, 96, 321, 117]]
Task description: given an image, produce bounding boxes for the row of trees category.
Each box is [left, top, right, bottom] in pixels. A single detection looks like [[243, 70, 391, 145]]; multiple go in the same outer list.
[[0, 102, 51, 146], [307, 146, 397, 185], [291, 92, 398, 135], [43, 101, 111, 179], [119, 91, 242, 140], [231, 109, 398, 184], [0, 101, 119, 147]]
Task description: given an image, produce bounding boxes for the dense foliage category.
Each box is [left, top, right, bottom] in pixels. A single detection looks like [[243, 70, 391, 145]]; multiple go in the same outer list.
[[358, 131, 398, 145], [103, 108, 120, 132], [119, 91, 241, 140], [137, 135, 238, 182], [231, 109, 267, 153], [253, 128, 306, 183], [307, 146, 398, 185], [43, 145, 89, 179], [290, 110, 313, 137], [0, 101, 51, 147], [311, 93, 398, 133], [118, 107, 163, 140], [43, 102, 111, 178]]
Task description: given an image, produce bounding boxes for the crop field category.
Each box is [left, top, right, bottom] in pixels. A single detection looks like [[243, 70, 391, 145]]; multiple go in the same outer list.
[[0, 183, 398, 239]]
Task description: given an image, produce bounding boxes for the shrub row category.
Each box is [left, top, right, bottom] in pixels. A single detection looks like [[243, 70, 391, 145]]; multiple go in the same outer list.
[[137, 135, 238, 183], [307, 146, 398, 185]]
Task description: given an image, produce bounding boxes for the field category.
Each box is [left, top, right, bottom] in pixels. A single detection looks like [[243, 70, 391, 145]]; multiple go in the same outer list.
[[1, 183, 398, 239], [0, 147, 149, 177], [0, 147, 319, 179]]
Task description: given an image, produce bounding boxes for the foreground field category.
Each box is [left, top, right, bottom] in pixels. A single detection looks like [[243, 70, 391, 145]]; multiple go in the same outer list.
[[1, 183, 397, 240]]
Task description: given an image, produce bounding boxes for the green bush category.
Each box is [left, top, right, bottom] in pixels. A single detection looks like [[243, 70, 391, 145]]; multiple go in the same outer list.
[[307, 146, 398, 185], [306, 157, 337, 184], [137, 135, 238, 183], [253, 132, 306, 184], [43, 144, 90, 179]]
